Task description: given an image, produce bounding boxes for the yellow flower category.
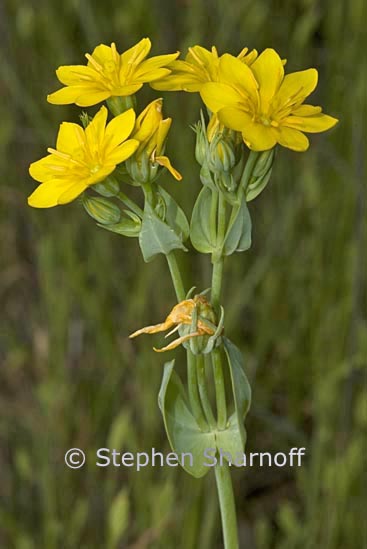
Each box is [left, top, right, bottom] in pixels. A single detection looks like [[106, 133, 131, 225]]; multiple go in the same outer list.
[[47, 38, 179, 107], [200, 49, 338, 152], [28, 106, 138, 208], [127, 98, 182, 182], [129, 295, 216, 352], [151, 45, 258, 92]]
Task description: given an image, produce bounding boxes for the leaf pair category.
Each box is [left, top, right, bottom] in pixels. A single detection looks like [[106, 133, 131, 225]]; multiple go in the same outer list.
[[158, 339, 251, 478]]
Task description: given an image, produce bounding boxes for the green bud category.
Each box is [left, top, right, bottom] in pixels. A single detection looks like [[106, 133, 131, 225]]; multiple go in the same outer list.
[[83, 195, 121, 225], [99, 211, 141, 238], [199, 164, 216, 190], [125, 154, 159, 185], [79, 111, 92, 129], [252, 149, 275, 178], [207, 136, 236, 173], [194, 115, 209, 166], [93, 176, 120, 197]]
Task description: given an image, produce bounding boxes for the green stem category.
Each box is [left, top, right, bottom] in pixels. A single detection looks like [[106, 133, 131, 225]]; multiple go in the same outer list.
[[166, 252, 186, 302], [211, 347, 227, 430], [117, 191, 143, 218], [211, 259, 224, 312], [187, 350, 208, 431], [214, 462, 239, 549], [196, 355, 216, 429]]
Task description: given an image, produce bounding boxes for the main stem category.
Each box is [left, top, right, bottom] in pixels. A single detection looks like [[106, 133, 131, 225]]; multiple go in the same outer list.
[[211, 192, 239, 549], [215, 462, 239, 549]]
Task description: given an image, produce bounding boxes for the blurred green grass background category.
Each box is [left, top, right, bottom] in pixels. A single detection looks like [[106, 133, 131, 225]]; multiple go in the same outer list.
[[0, 0, 366, 547]]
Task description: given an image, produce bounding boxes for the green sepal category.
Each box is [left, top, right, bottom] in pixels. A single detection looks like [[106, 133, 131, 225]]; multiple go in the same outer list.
[[223, 196, 252, 255], [158, 360, 215, 478], [98, 210, 141, 238], [139, 200, 187, 262], [190, 187, 216, 254]]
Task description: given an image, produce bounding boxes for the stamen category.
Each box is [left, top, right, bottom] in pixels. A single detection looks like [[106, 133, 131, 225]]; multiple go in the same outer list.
[[85, 53, 104, 74]]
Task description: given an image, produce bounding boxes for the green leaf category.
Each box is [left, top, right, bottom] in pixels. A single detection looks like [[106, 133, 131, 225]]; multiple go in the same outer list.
[[223, 197, 252, 255], [139, 201, 187, 262], [190, 186, 216, 254], [223, 337, 252, 454], [159, 187, 190, 242], [158, 360, 215, 478]]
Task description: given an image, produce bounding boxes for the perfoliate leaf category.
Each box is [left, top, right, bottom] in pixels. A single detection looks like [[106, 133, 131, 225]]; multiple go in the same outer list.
[[190, 186, 216, 254], [139, 201, 187, 262], [158, 360, 215, 478], [223, 337, 252, 455], [158, 187, 190, 242]]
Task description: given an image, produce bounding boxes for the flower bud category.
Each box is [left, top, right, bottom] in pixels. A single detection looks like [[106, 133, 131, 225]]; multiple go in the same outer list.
[[208, 136, 236, 173], [92, 176, 120, 197], [82, 195, 121, 225], [245, 149, 275, 201], [126, 99, 181, 184]]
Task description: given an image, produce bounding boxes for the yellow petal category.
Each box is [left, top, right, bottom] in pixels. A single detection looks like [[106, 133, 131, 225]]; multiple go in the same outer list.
[[106, 139, 139, 165], [120, 38, 151, 67], [28, 179, 84, 208], [218, 107, 252, 132], [75, 90, 111, 107], [105, 108, 136, 151], [85, 106, 108, 149], [275, 69, 318, 109], [129, 318, 175, 338], [154, 332, 201, 353], [29, 155, 68, 183], [283, 113, 339, 133], [134, 52, 179, 76], [292, 104, 322, 116], [88, 44, 114, 66], [241, 122, 277, 151], [47, 86, 86, 105], [151, 72, 204, 92], [57, 181, 89, 204], [200, 82, 242, 113], [219, 54, 259, 104], [251, 48, 284, 109], [56, 65, 97, 85], [277, 126, 309, 151], [156, 155, 182, 180], [156, 119, 172, 154], [56, 122, 85, 154]]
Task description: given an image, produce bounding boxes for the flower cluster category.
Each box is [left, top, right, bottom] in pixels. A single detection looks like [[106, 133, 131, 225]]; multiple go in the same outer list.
[[29, 39, 181, 208], [28, 38, 338, 211], [153, 46, 338, 152]]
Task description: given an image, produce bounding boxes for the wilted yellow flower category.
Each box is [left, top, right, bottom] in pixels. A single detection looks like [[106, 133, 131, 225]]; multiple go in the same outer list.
[[129, 295, 216, 352], [47, 38, 179, 107], [28, 106, 138, 208], [201, 49, 338, 152], [127, 98, 182, 182], [151, 45, 258, 92]]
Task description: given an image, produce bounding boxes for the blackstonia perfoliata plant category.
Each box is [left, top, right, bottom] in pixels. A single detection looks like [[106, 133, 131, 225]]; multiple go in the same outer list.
[[28, 37, 338, 549]]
